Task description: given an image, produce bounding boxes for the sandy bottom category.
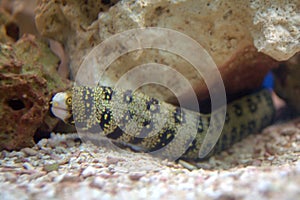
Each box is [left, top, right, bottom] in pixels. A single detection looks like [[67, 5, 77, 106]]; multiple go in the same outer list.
[[0, 118, 299, 200]]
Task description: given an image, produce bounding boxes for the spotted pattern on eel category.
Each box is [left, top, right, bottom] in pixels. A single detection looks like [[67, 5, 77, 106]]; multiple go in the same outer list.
[[51, 86, 275, 160]]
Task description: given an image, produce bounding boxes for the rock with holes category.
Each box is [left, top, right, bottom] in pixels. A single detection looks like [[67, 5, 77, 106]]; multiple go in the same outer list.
[[0, 0, 38, 36], [35, 0, 120, 42], [0, 34, 70, 150], [0, 8, 19, 43], [34, 0, 286, 104]]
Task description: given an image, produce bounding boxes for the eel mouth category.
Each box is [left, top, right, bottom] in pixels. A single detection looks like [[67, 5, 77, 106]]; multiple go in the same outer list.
[[50, 92, 72, 122], [50, 105, 71, 122]]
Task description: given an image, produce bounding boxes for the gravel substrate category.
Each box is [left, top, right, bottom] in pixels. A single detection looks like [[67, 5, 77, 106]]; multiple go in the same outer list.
[[0, 118, 299, 200]]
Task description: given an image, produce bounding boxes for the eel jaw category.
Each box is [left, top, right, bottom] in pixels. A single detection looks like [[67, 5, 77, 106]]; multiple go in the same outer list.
[[51, 92, 72, 122]]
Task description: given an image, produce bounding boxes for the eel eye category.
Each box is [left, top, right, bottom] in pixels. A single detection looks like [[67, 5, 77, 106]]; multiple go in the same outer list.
[[66, 96, 72, 106]]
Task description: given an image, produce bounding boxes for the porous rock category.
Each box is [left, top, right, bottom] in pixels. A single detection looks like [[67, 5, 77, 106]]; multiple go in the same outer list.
[[0, 0, 38, 36], [35, 0, 120, 42], [250, 0, 300, 61], [0, 34, 70, 150], [34, 0, 285, 103], [0, 8, 19, 43]]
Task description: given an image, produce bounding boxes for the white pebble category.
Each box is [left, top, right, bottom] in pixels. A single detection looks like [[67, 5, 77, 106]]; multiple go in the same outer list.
[[82, 166, 97, 177], [296, 161, 300, 173], [4, 173, 17, 182], [23, 162, 34, 170], [257, 180, 273, 193], [128, 172, 146, 181], [91, 177, 105, 189]]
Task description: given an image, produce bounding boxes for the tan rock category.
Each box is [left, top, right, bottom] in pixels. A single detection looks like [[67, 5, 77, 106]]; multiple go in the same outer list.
[[0, 8, 19, 43], [36, 0, 298, 102], [0, 0, 38, 36], [250, 0, 300, 61]]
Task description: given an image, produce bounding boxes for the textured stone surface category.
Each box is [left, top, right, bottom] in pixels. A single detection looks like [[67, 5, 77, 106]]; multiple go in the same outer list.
[[0, 35, 70, 150], [35, 0, 282, 103], [35, 0, 120, 42], [0, 8, 19, 43], [250, 0, 300, 61], [274, 53, 300, 114], [0, 0, 38, 36], [0, 118, 299, 199]]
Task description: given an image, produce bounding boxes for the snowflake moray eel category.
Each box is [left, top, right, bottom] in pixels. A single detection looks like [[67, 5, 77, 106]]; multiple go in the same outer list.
[[51, 86, 275, 160]]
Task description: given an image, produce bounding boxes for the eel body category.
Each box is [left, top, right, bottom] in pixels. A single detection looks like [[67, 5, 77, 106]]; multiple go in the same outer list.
[[51, 86, 275, 160]]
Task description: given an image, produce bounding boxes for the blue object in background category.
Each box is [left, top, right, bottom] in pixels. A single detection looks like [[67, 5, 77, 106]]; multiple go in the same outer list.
[[262, 71, 274, 89]]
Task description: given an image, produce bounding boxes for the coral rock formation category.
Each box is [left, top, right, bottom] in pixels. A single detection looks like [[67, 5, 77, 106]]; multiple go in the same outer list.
[[0, 35, 70, 150], [34, 0, 287, 103]]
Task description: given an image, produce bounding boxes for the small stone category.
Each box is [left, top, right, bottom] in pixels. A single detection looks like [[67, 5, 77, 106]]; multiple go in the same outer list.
[[281, 128, 298, 136], [99, 171, 111, 179], [59, 174, 81, 182], [106, 156, 124, 165], [15, 152, 26, 158], [37, 139, 48, 148], [128, 172, 146, 181], [81, 166, 97, 177], [66, 139, 77, 147], [252, 159, 262, 166], [23, 162, 34, 170], [7, 151, 25, 158], [53, 173, 66, 183], [178, 160, 197, 171], [4, 173, 17, 182], [267, 156, 275, 161], [55, 146, 67, 154], [296, 161, 300, 173], [257, 180, 274, 194], [21, 148, 38, 156], [43, 163, 59, 172], [196, 162, 213, 170]]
